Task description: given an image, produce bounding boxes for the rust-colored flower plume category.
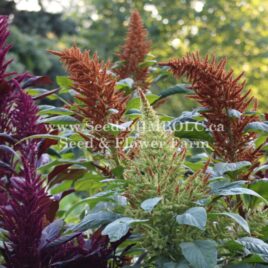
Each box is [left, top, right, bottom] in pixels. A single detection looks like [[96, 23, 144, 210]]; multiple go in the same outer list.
[[50, 47, 127, 126], [50, 47, 129, 151], [160, 53, 261, 166], [115, 10, 151, 91]]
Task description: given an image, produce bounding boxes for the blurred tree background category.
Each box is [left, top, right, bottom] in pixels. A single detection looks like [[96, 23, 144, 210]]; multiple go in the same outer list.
[[1, 0, 267, 115]]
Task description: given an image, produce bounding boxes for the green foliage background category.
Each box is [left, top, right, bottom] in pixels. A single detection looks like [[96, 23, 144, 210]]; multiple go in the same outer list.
[[1, 0, 267, 114]]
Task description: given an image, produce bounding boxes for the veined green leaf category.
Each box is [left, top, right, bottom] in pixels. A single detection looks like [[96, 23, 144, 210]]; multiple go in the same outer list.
[[158, 84, 192, 100], [172, 122, 213, 142], [102, 217, 148, 242], [56, 76, 73, 90], [38, 106, 73, 116], [244, 122, 268, 133], [70, 211, 119, 232], [214, 161, 251, 176], [180, 240, 217, 268], [127, 94, 160, 110], [39, 115, 80, 125], [227, 109, 242, 118], [141, 197, 162, 212], [216, 212, 250, 234], [176, 207, 207, 230]]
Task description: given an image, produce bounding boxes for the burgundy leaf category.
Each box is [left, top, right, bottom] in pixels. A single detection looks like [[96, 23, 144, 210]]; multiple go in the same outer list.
[[21, 76, 52, 89], [48, 164, 72, 183], [39, 219, 64, 250], [42, 232, 81, 251]]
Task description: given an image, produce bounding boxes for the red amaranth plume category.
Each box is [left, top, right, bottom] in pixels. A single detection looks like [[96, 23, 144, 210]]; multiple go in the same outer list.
[[0, 15, 44, 183], [0, 16, 49, 267], [0, 84, 47, 180], [49, 47, 129, 151], [0, 16, 12, 81], [115, 10, 151, 91], [0, 89, 50, 267], [11, 90, 47, 163], [49, 47, 127, 126], [0, 175, 50, 267], [0, 16, 29, 85], [160, 53, 262, 166]]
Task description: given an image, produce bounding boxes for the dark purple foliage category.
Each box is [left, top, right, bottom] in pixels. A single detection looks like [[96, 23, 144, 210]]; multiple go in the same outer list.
[[0, 175, 50, 267], [0, 16, 13, 81], [0, 16, 29, 84], [11, 90, 47, 166], [0, 16, 41, 180], [40, 226, 131, 268], [0, 15, 49, 267], [0, 15, 131, 268]]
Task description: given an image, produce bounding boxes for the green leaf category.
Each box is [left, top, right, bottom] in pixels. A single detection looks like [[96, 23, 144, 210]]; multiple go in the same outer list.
[[112, 166, 124, 179], [102, 217, 147, 242], [175, 110, 204, 122], [65, 191, 115, 217], [180, 240, 217, 268], [127, 94, 160, 110], [25, 88, 48, 96], [112, 60, 124, 70], [138, 59, 157, 68], [173, 122, 213, 142], [210, 180, 246, 193], [223, 240, 244, 252], [38, 159, 93, 173], [105, 121, 132, 135], [108, 108, 119, 114], [16, 134, 67, 145], [249, 179, 268, 200], [145, 53, 156, 59], [39, 105, 73, 116], [189, 153, 209, 162], [244, 122, 268, 133], [39, 115, 80, 125], [56, 76, 73, 90], [237, 237, 268, 262], [74, 173, 104, 192], [215, 186, 267, 202], [255, 136, 267, 148], [141, 197, 162, 212], [216, 212, 250, 233], [214, 161, 251, 176], [153, 73, 170, 83], [70, 211, 119, 232], [253, 165, 268, 174], [226, 264, 267, 268], [185, 161, 206, 172], [126, 109, 142, 115], [157, 257, 190, 268], [158, 84, 191, 100], [243, 254, 265, 263], [116, 78, 134, 90], [176, 207, 207, 230], [227, 109, 242, 118], [160, 114, 174, 122], [51, 181, 73, 195]]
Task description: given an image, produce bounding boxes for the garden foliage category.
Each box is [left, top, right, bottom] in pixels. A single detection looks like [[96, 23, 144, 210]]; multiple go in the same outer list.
[[0, 10, 268, 268]]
